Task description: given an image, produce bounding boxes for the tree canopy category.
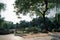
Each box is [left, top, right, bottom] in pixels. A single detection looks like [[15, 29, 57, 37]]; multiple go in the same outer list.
[[0, 3, 5, 12], [14, 0, 55, 16], [14, 0, 56, 32], [0, 3, 6, 26]]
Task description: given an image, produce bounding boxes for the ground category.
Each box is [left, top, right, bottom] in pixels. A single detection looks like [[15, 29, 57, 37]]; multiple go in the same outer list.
[[0, 32, 60, 40]]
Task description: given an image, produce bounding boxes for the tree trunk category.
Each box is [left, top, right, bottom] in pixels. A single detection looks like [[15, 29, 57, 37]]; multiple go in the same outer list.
[[42, 11, 48, 33], [42, 0, 48, 33]]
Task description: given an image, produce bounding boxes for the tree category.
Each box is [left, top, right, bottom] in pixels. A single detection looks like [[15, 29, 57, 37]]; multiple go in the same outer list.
[[0, 16, 4, 27], [19, 20, 29, 29], [54, 13, 60, 29], [0, 3, 5, 12], [0, 3, 5, 26], [14, 0, 55, 32]]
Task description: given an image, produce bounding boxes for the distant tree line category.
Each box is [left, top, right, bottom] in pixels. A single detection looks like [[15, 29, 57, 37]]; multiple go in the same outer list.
[[0, 16, 15, 34], [0, 13, 60, 34], [15, 13, 60, 33]]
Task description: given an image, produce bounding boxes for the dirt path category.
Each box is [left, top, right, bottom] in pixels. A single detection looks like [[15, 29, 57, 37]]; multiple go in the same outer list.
[[24, 36, 52, 40], [0, 34, 52, 40], [0, 34, 24, 40]]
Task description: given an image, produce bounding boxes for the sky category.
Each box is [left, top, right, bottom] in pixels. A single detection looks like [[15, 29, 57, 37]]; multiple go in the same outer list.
[[0, 0, 56, 24], [0, 0, 32, 24]]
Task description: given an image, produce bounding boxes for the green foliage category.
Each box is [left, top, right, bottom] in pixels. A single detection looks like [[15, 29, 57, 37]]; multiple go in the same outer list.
[[53, 13, 60, 30], [55, 13, 60, 24], [14, 0, 56, 33], [0, 15, 4, 26], [16, 17, 59, 33], [0, 3, 6, 27], [0, 20, 16, 34], [0, 20, 15, 29], [14, 0, 55, 16], [0, 3, 5, 12]]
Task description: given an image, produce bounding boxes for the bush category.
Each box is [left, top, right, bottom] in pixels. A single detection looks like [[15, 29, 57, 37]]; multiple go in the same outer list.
[[0, 28, 9, 35]]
